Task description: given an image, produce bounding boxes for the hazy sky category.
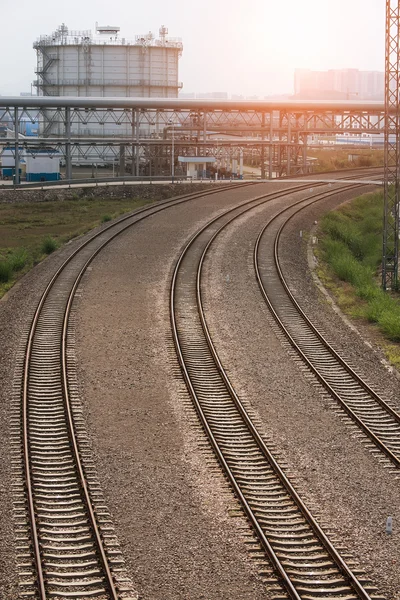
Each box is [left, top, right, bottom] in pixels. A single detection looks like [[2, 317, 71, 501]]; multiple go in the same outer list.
[[0, 0, 384, 97]]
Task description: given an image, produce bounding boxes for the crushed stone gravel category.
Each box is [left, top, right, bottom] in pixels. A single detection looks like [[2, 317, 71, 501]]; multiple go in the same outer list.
[[73, 184, 275, 600], [201, 185, 400, 600]]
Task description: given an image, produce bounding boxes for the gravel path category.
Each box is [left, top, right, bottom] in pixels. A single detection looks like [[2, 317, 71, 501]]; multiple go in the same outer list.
[[201, 185, 400, 600]]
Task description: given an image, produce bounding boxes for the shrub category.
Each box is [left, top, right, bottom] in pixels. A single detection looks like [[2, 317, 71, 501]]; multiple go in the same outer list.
[[8, 248, 29, 271], [330, 254, 371, 287], [41, 236, 57, 254], [101, 214, 112, 223], [358, 155, 372, 167], [0, 260, 12, 283], [321, 238, 348, 267], [378, 309, 400, 341], [356, 284, 380, 302], [364, 294, 393, 322]]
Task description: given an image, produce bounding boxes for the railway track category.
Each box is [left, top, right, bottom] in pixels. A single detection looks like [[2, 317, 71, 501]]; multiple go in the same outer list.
[[14, 172, 381, 599], [254, 188, 400, 471], [171, 178, 383, 599], [15, 182, 259, 600]]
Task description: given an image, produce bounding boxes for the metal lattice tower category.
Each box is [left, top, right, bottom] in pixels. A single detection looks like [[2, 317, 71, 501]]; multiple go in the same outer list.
[[383, 0, 400, 290]]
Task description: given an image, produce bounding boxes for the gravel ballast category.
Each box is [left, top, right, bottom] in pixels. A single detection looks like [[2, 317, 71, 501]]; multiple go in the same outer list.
[[69, 184, 279, 599], [0, 224, 132, 599], [201, 185, 400, 599], [2, 179, 398, 599], [0, 183, 266, 598]]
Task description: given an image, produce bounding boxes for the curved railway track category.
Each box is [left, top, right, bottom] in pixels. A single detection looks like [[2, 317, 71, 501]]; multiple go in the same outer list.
[[16, 172, 381, 599], [17, 182, 260, 600], [254, 190, 400, 471], [171, 177, 383, 600]]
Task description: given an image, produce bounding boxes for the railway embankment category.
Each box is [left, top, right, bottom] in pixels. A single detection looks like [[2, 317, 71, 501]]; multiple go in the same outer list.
[[314, 190, 400, 367], [0, 182, 211, 204]]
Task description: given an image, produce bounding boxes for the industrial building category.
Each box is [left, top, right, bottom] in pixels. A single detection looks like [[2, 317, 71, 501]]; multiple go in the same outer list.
[[33, 23, 183, 143]]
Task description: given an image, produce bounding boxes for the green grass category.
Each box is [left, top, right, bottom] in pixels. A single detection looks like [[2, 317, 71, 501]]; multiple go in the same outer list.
[[0, 195, 155, 299], [0, 261, 12, 283], [308, 148, 384, 173], [41, 236, 58, 254], [8, 247, 29, 271], [318, 190, 400, 350]]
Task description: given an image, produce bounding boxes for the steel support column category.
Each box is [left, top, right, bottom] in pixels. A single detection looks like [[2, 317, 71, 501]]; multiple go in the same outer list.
[[269, 112, 273, 179], [383, 0, 400, 289], [287, 116, 291, 177], [303, 113, 308, 174], [119, 144, 125, 177], [65, 107, 72, 180], [135, 109, 140, 176], [261, 112, 266, 179], [131, 108, 135, 175], [14, 108, 20, 185]]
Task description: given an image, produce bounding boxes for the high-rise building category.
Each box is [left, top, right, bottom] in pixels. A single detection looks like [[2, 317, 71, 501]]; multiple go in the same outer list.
[[294, 68, 384, 100]]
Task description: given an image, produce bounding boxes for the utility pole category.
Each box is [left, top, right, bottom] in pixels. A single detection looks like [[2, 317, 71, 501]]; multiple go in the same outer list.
[[383, 0, 400, 290]]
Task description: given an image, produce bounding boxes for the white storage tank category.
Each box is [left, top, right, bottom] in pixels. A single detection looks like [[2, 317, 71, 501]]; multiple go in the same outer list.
[[34, 23, 182, 99], [25, 150, 61, 182], [33, 23, 182, 138]]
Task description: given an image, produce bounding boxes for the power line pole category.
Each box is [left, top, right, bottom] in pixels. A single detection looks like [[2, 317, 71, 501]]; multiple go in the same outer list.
[[383, 0, 400, 290]]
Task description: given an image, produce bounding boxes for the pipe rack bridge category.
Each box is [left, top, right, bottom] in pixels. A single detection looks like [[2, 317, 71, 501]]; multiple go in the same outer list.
[[0, 97, 386, 179]]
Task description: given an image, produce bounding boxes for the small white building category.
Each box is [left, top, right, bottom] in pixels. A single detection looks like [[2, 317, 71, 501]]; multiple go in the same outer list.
[[25, 150, 61, 182], [178, 156, 216, 179], [1, 148, 26, 179]]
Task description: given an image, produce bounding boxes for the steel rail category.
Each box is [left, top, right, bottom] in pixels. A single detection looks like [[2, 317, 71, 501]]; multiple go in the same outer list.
[[21, 180, 255, 599], [21, 169, 378, 598], [276, 202, 400, 424], [196, 183, 377, 599], [171, 177, 377, 599], [254, 183, 400, 469]]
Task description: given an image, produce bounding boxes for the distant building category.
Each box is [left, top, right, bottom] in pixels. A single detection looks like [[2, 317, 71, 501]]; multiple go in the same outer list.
[[294, 68, 384, 100], [196, 92, 229, 99]]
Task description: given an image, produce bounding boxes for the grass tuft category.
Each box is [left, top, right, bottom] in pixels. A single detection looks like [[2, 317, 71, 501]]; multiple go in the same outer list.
[[41, 236, 58, 255], [8, 247, 29, 271], [101, 214, 112, 223], [0, 260, 12, 283]]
